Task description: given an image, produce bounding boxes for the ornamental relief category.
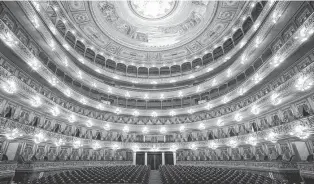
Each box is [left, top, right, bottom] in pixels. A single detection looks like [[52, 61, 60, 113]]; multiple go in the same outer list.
[[50, 0, 247, 63], [1, 2, 314, 125]]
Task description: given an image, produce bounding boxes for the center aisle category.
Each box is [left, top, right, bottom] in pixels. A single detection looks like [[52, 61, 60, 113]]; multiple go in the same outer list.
[[149, 170, 162, 184]]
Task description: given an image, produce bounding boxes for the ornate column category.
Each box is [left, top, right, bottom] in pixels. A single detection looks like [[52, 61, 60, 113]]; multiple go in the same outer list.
[[173, 152, 177, 165], [133, 151, 136, 165], [162, 152, 165, 165], [144, 152, 147, 165]]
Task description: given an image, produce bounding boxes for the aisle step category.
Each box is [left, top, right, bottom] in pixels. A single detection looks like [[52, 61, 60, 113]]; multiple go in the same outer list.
[[149, 170, 162, 184]]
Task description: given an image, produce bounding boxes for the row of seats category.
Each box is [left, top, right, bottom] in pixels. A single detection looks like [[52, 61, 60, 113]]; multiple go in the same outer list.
[[23, 165, 150, 184], [159, 165, 282, 184]]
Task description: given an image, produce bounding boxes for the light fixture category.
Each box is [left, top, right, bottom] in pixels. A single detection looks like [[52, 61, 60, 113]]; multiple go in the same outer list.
[[3, 79, 17, 94], [252, 74, 262, 84], [160, 94, 164, 99], [296, 27, 312, 42], [227, 69, 232, 77], [133, 110, 139, 117], [160, 127, 167, 134], [142, 127, 149, 134], [132, 145, 139, 152], [271, 55, 283, 67], [5, 128, 22, 140], [29, 60, 41, 71], [240, 40, 247, 48], [92, 142, 101, 150], [32, 1, 40, 11], [80, 98, 87, 105], [295, 75, 313, 91], [234, 113, 243, 122], [196, 86, 201, 93], [1, 32, 18, 47], [212, 79, 217, 86], [108, 87, 112, 94], [246, 136, 257, 146], [178, 91, 183, 97], [30, 96, 42, 107], [54, 139, 65, 147], [97, 104, 104, 110], [64, 89, 71, 97], [68, 114, 76, 123], [265, 132, 277, 143], [34, 132, 46, 144], [50, 27, 57, 35], [238, 88, 246, 96], [78, 58, 85, 64], [205, 103, 212, 110], [272, 11, 281, 24], [144, 93, 149, 100], [63, 44, 70, 50], [179, 125, 185, 132], [73, 140, 82, 149], [253, 22, 261, 31], [251, 105, 260, 115], [86, 120, 93, 127], [208, 142, 217, 149], [255, 37, 261, 48], [190, 143, 197, 150], [187, 109, 194, 114], [228, 139, 237, 148], [125, 91, 130, 98], [271, 93, 281, 106], [112, 144, 119, 150], [198, 123, 205, 130], [104, 123, 111, 131], [222, 96, 229, 104], [169, 110, 176, 116], [217, 119, 224, 126], [152, 145, 158, 151], [49, 77, 58, 86], [113, 75, 119, 79], [77, 71, 82, 79], [289, 125, 310, 139], [63, 59, 69, 67], [170, 145, 177, 151], [123, 126, 129, 133], [51, 106, 60, 116], [49, 41, 56, 50], [151, 111, 158, 118], [115, 108, 121, 114]]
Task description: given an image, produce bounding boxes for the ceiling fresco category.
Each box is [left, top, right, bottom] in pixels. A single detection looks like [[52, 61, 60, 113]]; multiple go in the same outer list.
[[61, 1, 246, 64]]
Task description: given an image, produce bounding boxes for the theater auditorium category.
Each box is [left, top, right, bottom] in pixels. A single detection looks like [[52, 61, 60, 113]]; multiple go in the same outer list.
[[0, 1, 314, 184]]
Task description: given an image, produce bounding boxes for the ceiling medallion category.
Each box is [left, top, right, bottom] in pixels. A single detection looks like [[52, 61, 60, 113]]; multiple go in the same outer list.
[[129, 0, 177, 20]]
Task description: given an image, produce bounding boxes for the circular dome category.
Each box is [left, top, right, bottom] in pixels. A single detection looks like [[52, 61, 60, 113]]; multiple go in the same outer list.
[[129, 0, 177, 20], [63, 1, 245, 64]]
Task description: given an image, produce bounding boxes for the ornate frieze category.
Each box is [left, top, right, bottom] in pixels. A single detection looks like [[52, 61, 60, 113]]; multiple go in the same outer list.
[[1, 115, 313, 149]]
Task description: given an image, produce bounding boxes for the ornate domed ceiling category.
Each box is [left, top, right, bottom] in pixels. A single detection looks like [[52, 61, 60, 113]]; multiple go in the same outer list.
[[61, 1, 246, 64]]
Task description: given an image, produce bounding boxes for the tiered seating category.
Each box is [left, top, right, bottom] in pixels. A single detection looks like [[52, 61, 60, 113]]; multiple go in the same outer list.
[[24, 165, 150, 184], [160, 165, 282, 184]]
